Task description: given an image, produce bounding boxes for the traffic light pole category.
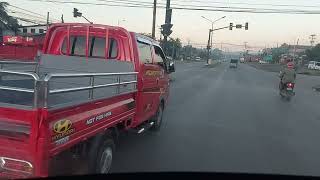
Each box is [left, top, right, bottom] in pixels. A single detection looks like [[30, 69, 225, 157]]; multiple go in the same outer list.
[[163, 0, 171, 54], [152, 0, 157, 39]]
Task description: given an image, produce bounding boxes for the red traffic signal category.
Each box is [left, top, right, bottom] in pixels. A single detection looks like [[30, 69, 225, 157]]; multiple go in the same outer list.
[[73, 8, 82, 18], [245, 22, 248, 30]]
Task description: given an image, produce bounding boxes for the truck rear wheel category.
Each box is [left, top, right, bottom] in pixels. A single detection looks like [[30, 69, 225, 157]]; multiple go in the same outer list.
[[88, 134, 115, 174], [151, 103, 164, 131]]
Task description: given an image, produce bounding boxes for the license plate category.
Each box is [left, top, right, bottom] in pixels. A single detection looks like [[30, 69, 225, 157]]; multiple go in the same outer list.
[[287, 88, 292, 90]]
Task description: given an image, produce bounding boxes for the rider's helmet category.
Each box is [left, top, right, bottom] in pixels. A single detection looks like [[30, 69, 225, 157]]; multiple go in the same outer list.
[[287, 61, 294, 69]]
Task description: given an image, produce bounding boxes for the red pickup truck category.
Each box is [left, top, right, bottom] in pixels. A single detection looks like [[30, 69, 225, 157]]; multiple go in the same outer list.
[[0, 23, 175, 178]]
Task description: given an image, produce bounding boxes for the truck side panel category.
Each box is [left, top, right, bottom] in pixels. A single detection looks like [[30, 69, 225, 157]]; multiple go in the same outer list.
[[45, 94, 135, 156]]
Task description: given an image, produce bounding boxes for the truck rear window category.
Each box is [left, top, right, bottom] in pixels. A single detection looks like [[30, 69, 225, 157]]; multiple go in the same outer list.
[[61, 36, 118, 59]]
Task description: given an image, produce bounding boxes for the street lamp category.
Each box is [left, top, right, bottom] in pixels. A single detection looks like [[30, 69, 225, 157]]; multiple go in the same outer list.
[[201, 16, 226, 30], [118, 19, 126, 26], [201, 16, 226, 64]]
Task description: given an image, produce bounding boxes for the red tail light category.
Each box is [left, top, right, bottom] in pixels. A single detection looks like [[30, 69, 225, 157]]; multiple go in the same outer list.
[[287, 83, 294, 88], [0, 157, 33, 176]]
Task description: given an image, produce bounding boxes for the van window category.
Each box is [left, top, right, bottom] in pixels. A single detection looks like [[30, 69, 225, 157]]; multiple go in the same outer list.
[[137, 41, 152, 64], [61, 36, 118, 59]]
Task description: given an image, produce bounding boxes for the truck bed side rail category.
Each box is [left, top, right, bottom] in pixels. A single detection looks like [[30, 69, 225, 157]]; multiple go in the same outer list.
[[0, 70, 40, 108], [42, 72, 138, 109]]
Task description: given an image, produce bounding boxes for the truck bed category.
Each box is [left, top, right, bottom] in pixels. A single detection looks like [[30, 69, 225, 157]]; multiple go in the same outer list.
[[0, 55, 137, 109]]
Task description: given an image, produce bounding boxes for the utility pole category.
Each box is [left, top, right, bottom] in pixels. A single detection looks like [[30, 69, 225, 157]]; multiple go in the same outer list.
[[46, 12, 50, 30], [244, 41, 248, 57], [161, 0, 173, 54], [310, 34, 316, 47], [164, 0, 171, 42], [206, 29, 212, 64], [152, 0, 157, 39], [61, 14, 64, 23], [171, 44, 175, 59], [293, 38, 299, 62]]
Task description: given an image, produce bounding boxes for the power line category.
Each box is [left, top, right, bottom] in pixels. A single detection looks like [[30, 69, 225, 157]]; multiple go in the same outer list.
[[8, 10, 50, 22], [7, 4, 47, 17], [7, 4, 60, 22], [13, 17, 47, 24], [168, 0, 320, 9], [21, 0, 320, 14]]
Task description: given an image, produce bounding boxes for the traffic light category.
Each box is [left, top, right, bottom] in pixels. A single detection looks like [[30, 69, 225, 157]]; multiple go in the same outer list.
[[161, 23, 173, 37], [236, 24, 242, 29], [229, 23, 233, 30], [245, 22, 249, 30], [73, 8, 82, 18]]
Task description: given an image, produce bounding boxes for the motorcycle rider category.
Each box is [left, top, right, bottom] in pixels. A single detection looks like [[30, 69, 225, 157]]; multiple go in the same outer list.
[[279, 61, 296, 91]]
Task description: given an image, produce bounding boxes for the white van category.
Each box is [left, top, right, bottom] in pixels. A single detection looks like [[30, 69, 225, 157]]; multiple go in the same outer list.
[[308, 61, 320, 70]]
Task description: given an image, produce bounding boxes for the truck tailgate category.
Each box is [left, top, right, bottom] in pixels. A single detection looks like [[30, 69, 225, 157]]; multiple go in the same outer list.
[[0, 107, 39, 178]]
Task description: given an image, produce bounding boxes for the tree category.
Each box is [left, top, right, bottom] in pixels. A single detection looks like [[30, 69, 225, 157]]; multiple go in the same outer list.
[[161, 37, 182, 59], [306, 44, 320, 62], [0, 2, 19, 32]]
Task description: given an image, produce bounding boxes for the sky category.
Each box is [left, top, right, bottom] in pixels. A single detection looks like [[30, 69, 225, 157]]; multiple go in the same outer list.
[[5, 0, 320, 51]]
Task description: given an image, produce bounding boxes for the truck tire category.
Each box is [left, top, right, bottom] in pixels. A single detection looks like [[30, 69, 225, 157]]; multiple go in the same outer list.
[[151, 103, 164, 131], [88, 133, 115, 174]]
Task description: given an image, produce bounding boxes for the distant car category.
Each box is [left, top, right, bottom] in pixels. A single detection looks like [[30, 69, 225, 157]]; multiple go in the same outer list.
[[195, 57, 201, 61], [240, 57, 245, 63], [230, 59, 238, 68], [259, 60, 267, 64]]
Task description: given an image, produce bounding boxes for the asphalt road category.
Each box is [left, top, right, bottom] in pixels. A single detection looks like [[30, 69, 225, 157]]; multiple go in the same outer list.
[[111, 61, 320, 176]]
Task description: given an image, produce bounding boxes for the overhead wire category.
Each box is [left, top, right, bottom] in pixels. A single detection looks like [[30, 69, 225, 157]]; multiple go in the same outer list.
[[7, 3, 61, 22], [168, 0, 320, 9], [21, 0, 320, 14]]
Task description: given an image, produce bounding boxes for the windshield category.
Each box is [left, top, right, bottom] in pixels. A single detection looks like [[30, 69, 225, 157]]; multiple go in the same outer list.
[[1, 0, 320, 178]]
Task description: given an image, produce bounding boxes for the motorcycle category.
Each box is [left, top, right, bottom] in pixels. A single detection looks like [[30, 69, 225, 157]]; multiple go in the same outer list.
[[279, 82, 295, 101]]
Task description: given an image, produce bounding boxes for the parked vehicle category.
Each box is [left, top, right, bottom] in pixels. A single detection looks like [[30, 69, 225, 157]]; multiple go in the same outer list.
[[229, 59, 238, 68], [259, 60, 267, 64], [195, 57, 201, 61], [308, 61, 320, 70], [0, 23, 175, 178], [0, 34, 45, 61], [240, 57, 245, 63]]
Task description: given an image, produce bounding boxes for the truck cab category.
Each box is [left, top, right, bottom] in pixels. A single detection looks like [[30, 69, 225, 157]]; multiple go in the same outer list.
[[0, 23, 174, 178]]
